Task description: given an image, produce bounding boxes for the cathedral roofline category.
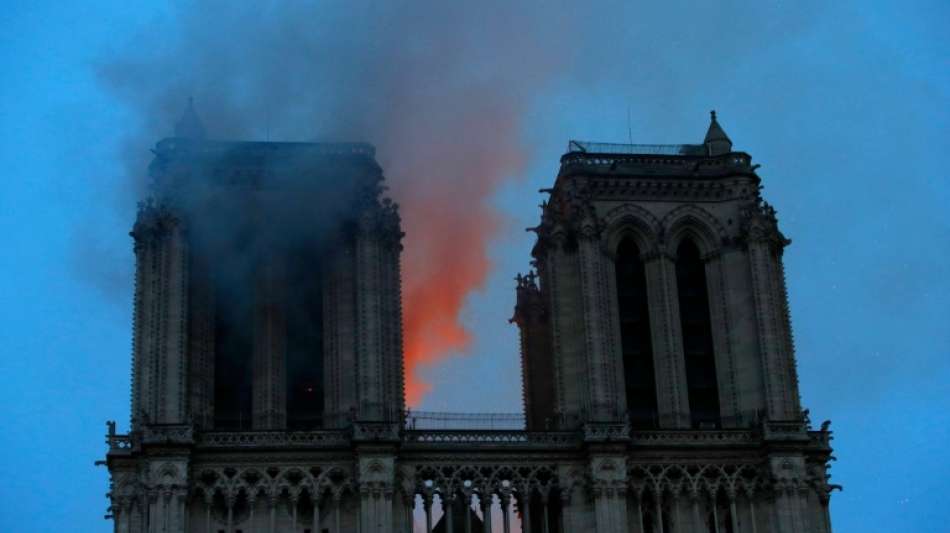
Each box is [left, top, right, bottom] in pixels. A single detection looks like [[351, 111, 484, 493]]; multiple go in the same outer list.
[[557, 148, 758, 181], [560, 111, 740, 169], [147, 138, 382, 193], [155, 137, 377, 159]]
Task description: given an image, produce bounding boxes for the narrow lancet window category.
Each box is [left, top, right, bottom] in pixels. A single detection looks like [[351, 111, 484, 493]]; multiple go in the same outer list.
[[615, 237, 659, 428], [213, 269, 254, 430], [675, 239, 721, 428], [285, 245, 324, 429]]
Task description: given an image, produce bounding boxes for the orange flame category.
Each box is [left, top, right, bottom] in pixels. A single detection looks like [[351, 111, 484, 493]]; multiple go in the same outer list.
[[399, 204, 499, 405], [387, 107, 525, 406]]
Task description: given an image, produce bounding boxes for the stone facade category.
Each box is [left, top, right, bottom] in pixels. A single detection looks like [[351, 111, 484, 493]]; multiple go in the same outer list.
[[102, 108, 836, 532]]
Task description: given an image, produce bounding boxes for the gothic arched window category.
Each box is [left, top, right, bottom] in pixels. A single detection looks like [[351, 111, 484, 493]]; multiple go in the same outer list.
[[285, 245, 325, 429], [675, 239, 721, 428], [615, 237, 659, 428], [213, 267, 254, 430]]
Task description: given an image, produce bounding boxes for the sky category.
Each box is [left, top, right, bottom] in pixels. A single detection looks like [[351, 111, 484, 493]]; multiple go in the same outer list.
[[0, 1, 948, 531]]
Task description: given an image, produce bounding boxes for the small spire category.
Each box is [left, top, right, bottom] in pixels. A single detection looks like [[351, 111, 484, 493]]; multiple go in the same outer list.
[[174, 97, 206, 140], [704, 109, 732, 155]]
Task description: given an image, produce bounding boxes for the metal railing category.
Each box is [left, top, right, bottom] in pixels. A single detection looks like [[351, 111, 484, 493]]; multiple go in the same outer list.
[[567, 140, 706, 156], [403, 430, 579, 448], [197, 429, 350, 448], [404, 411, 525, 430]]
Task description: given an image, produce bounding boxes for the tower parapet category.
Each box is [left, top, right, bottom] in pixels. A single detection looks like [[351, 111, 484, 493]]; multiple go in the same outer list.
[[102, 110, 834, 533]]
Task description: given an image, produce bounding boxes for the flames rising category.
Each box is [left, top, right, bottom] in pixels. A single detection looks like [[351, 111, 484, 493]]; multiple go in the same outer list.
[[395, 150, 511, 404], [377, 98, 530, 404], [99, 2, 572, 405]]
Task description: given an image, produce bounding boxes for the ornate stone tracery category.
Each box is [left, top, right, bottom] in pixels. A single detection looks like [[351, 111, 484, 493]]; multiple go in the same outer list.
[[103, 111, 835, 532]]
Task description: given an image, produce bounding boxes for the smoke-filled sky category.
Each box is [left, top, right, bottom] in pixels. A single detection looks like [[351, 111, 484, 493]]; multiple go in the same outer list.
[[1, 1, 947, 531]]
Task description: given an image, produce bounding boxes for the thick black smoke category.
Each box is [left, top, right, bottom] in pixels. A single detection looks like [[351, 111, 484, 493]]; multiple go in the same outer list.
[[95, 1, 826, 403], [97, 2, 586, 402]]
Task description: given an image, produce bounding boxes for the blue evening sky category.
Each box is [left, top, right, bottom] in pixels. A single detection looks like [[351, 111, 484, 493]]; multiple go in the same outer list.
[[0, 2, 947, 531]]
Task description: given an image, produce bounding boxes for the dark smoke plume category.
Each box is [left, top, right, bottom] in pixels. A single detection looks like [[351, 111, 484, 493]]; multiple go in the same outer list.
[[99, 2, 581, 404]]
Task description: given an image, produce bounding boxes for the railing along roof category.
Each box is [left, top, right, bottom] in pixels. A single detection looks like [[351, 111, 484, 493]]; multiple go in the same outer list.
[[404, 410, 525, 430], [567, 140, 706, 156]]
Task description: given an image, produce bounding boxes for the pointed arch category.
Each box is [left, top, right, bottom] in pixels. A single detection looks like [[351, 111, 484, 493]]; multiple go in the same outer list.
[[661, 204, 726, 258], [602, 203, 662, 259]]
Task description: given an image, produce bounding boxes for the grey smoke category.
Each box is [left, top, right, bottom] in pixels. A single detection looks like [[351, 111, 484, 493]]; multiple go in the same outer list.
[[95, 1, 588, 399], [92, 1, 834, 400]]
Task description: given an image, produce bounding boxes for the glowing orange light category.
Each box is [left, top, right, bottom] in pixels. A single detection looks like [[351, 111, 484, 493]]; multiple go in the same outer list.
[[390, 107, 525, 406]]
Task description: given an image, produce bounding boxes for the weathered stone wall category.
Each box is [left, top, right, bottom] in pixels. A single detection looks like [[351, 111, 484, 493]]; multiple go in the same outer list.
[[107, 127, 834, 533], [521, 149, 803, 431]]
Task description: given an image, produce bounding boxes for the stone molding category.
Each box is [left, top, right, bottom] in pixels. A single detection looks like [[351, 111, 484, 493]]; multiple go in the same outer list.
[[197, 430, 350, 449]]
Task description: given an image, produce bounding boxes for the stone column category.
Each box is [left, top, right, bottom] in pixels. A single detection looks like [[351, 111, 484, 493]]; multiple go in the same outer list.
[[226, 494, 234, 533], [615, 486, 629, 533], [334, 493, 342, 533], [383, 489, 395, 533], [540, 491, 550, 533], [128, 499, 144, 533], [423, 493, 433, 533], [558, 490, 572, 533], [576, 214, 623, 421], [358, 453, 396, 533], [204, 494, 212, 533], [748, 494, 759, 533], [323, 235, 358, 428], [769, 455, 808, 533], [642, 251, 690, 428], [634, 494, 645, 533], [172, 491, 187, 533], [500, 492, 511, 533], [481, 493, 493, 533], [729, 498, 740, 533], [592, 484, 610, 532], [344, 196, 405, 425], [113, 499, 129, 533], [252, 258, 287, 429], [539, 229, 588, 426], [404, 494, 414, 533], [703, 251, 741, 426], [586, 423, 630, 532], [129, 220, 153, 431], [819, 494, 833, 533], [744, 224, 800, 421], [355, 209, 386, 420], [691, 491, 702, 532], [291, 493, 300, 532], [269, 494, 277, 533], [520, 490, 531, 533], [446, 494, 455, 533], [464, 492, 473, 533], [146, 491, 159, 533], [718, 244, 766, 424], [312, 493, 321, 533], [711, 496, 721, 533], [378, 206, 406, 421], [187, 251, 215, 429], [160, 219, 189, 425], [129, 202, 191, 427]]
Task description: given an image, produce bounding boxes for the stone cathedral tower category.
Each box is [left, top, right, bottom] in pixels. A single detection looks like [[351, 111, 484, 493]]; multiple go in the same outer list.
[[104, 102, 408, 533], [103, 108, 835, 533], [513, 112, 836, 532]]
